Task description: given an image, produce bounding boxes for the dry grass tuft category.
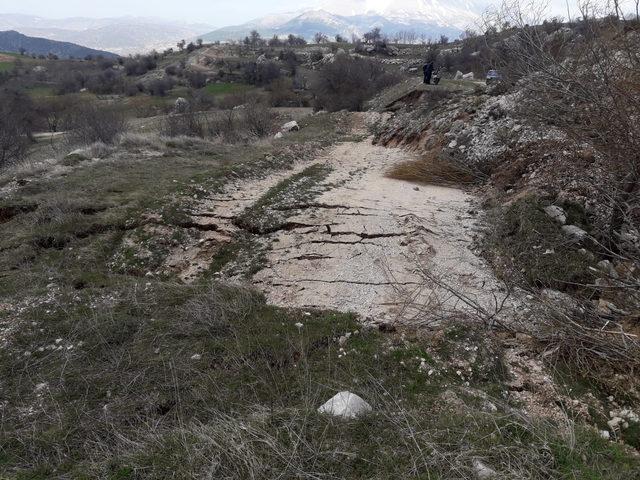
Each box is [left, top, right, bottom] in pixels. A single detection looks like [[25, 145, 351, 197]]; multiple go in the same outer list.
[[535, 301, 640, 397], [387, 149, 479, 186]]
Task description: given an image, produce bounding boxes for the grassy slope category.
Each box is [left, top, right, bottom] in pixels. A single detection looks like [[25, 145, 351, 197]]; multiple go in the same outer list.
[[0, 106, 638, 479], [204, 82, 252, 96]]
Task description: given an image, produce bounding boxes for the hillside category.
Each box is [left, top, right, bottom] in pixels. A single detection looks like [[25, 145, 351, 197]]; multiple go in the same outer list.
[[0, 30, 117, 59]]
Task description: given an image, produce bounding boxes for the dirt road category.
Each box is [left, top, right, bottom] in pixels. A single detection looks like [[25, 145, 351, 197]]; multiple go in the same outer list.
[[194, 130, 517, 325]]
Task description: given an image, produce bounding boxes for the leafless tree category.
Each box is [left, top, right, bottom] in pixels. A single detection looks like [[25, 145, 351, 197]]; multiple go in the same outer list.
[[63, 102, 128, 145], [487, 0, 640, 255], [313, 32, 329, 44]]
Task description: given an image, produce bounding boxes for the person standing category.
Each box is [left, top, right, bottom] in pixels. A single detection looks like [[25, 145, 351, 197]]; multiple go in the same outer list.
[[423, 61, 434, 84]]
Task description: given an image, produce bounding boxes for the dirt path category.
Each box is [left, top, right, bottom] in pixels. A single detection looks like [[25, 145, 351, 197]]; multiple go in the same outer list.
[[193, 131, 518, 325]]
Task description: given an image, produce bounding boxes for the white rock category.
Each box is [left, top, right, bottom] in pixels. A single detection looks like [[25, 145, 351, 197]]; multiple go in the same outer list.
[[561, 225, 588, 242], [462, 72, 475, 80], [320, 53, 335, 64], [66, 149, 86, 158], [174, 97, 189, 113], [190, 353, 202, 361], [454, 70, 464, 80], [607, 416, 623, 430], [596, 260, 618, 278], [472, 459, 497, 479], [318, 391, 372, 419], [281, 121, 300, 132], [600, 429, 611, 440], [274, 132, 283, 139], [482, 400, 498, 413], [544, 205, 567, 224], [34, 382, 48, 393]]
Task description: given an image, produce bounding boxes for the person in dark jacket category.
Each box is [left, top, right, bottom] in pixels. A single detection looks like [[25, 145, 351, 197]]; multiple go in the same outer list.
[[423, 61, 434, 84]]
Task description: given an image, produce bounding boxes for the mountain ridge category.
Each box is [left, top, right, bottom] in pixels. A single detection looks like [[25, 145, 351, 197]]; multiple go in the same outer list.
[[0, 15, 213, 55], [0, 30, 117, 59], [201, 8, 473, 43]]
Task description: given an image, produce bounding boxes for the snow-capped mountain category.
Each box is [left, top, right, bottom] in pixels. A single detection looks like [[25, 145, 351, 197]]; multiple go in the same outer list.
[[321, 0, 489, 29], [202, 1, 490, 43]]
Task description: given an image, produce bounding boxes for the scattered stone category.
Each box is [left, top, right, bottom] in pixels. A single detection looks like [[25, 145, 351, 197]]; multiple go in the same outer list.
[[543, 205, 567, 224], [440, 389, 466, 410], [34, 382, 48, 393], [274, 132, 283, 139], [608, 416, 623, 431], [462, 72, 475, 80], [190, 353, 202, 361], [482, 400, 498, 413], [472, 459, 497, 479], [320, 53, 335, 64], [577, 248, 595, 260], [596, 260, 618, 278], [561, 225, 588, 243], [174, 97, 189, 113], [600, 430, 611, 440], [281, 121, 300, 132], [318, 391, 372, 418], [65, 149, 88, 162], [598, 299, 619, 315], [454, 70, 464, 80]]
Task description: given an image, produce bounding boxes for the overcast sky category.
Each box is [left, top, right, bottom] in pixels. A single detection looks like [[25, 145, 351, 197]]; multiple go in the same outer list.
[[4, 0, 312, 26], [1, 1, 621, 27]]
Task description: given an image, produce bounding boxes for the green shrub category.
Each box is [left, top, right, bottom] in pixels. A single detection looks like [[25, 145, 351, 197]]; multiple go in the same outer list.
[[312, 56, 400, 112]]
